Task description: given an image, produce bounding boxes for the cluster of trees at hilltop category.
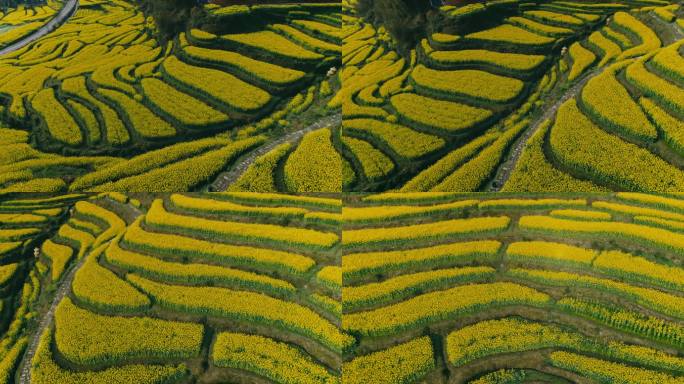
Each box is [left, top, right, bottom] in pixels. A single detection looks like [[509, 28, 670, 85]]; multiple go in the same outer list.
[[138, 0, 201, 42], [1, 0, 46, 10], [214, 0, 335, 3], [355, 0, 516, 54], [356, 0, 431, 52]]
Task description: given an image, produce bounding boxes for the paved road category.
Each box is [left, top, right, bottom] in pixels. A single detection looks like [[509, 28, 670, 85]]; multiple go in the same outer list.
[[0, 0, 78, 56], [210, 113, 342, 191], [487, 66, 606, 192]]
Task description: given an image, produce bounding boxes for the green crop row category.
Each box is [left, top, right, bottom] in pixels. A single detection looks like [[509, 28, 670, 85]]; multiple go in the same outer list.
[[343, 118, 444, 160], [106, 237, 295, 296], [121, 217, 315, 276], [410, 65, 524, 104], [579, 63, 657, 142], [140, 78, 229, 128], [548, 99, 684, 191], [342, 282, 550, 337], [55, 298, 202, 366], [161, 56, 271, 114], [127, 274, 354, 354], [212, 332, 338, 384], [343, 337, 434, 384], [284, 129, 343, 193]]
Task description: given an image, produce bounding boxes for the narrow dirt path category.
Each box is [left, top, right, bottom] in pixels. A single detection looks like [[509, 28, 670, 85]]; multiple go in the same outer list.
[[17, 197, 140, 384], [487, 66, 606, 192], [489, 14, 684, 192], [674, 24, 684, 40], [17, 244, 85, 384], [8, 1, 84, 370], [210, 113, 342, 191], [653, 10, 684, 41], [0, 0, 78, 56], [664, 16, 684, 40]]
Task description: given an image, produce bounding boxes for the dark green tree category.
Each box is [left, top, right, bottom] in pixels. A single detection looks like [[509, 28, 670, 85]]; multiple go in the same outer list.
[[139, 0, 199, 42], [356, 0, 430, 52]]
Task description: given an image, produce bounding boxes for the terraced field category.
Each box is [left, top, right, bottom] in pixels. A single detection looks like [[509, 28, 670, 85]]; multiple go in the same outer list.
[[341, 0, 684, 192], [12, 192, 343, 384], [0, 0, 66, 49], [342, 192, 684, 383], [0, 194, 84, 383], [0, 0, 344, 192], [1, 191, 684, 382], [5, 0, 684, 193]]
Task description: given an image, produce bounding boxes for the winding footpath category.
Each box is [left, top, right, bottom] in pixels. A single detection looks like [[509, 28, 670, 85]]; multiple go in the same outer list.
[[489, 18, 684, 192], [17, 198, 141, 384], [648, 12, 684, 42], [487, 65, 606, 192], [17, 244, 86, 384], [665, 16, 684, 40], [3, 1, 81, 381], [210, 113, 342, 191], [0, 0, 78, 56]]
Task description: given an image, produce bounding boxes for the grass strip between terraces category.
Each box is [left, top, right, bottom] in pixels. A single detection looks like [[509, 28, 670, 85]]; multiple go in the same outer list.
[[55, 297, 203, 366], [343, 282, 550, 337], [342, 216, 509, 250], [212, 332, 338, 384], [106, 236, 295, 295], [144, 199, 339, 250], [127, 274, 354, 353], [122, 218, 315, 276], [343, 337, 434, 384]]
